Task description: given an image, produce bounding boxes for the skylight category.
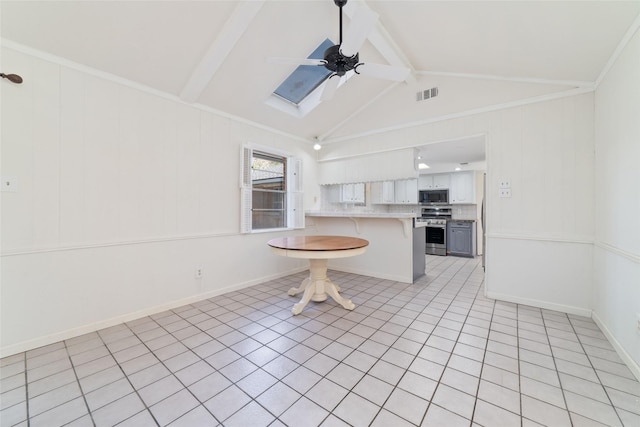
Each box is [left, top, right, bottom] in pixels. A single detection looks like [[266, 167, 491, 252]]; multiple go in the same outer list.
[[273, 38, 334, 105]]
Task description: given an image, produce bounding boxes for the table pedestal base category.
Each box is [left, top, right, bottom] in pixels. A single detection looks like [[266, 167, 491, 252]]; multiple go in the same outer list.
[[288, 258, 355, 315]]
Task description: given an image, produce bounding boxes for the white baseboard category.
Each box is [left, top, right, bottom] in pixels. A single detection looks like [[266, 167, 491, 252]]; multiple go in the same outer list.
[[0, 266, 308, 358], [488, 292, 640, 382], [592, 312, 640, 382], [486, 291, 592, 317]]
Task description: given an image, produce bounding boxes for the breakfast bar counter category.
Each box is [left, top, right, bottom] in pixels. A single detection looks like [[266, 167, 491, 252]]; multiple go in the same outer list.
[[304, 212, 422, 284]]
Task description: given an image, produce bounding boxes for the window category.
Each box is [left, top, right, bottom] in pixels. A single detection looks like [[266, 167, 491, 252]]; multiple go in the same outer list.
[[273, 38, 334, 105], [240, 146, 303, 232], [265, 38, 351, 119], [251, 151, 286, 229]]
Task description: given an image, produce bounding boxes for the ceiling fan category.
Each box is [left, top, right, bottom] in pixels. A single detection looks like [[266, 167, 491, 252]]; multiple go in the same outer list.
[[270, 0, 411, 101]]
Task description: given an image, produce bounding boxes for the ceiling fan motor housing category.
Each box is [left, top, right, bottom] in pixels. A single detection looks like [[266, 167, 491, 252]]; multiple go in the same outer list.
[[323, 44, 359, 76]]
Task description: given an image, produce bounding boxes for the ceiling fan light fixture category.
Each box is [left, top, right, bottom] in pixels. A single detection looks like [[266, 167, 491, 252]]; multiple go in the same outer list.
[[323, 44, 359, 77]]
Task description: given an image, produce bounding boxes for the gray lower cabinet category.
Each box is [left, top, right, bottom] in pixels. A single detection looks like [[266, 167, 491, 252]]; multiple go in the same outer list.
[[447, 221, 474, 257]]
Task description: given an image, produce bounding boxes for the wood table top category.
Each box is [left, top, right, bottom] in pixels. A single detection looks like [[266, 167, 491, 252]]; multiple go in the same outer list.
[[267, 235, 369, 251]]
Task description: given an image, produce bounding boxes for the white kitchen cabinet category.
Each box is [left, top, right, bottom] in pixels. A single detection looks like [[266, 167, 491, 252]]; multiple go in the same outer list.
[[340, 183, 365, 203], [419, 173, 450, 189], [450, 171, 475, 204], [394, 179, 418, 204], [370, 181, 395, 204]]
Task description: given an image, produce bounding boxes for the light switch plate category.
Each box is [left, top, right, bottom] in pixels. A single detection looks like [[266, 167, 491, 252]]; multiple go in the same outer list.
[[499, 188, 512, 198], [1, 176, 17, 192]]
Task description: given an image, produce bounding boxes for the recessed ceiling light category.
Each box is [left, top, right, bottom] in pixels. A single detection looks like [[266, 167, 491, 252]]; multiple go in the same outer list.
[[455, 167, 461, 171], [418, 163, 430, 169], [313, 143, 322, 151]]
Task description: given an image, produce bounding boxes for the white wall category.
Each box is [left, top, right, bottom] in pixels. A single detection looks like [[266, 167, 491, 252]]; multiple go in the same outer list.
[[0, 46, 318, 356], [593, 29, 640, 374], [318, 93, 596, 316]]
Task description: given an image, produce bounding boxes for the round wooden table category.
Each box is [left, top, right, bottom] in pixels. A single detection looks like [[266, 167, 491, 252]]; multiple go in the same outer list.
[[267, 236, 369, 315]]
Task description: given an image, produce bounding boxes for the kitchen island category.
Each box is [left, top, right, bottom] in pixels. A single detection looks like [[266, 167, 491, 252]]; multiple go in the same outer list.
[[305, 211, 423, 283]]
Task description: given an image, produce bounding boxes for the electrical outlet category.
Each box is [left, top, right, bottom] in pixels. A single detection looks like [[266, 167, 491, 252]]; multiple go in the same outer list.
[[1, 176, 17, 192], [499, 188, 512, 198], [195, 267, 203, 279], [499, 179, 511, 189]]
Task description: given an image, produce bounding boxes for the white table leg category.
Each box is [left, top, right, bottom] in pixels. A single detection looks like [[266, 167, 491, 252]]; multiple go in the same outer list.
[[290, 258, 355, 315], [291, 281, 316, 315], [288, 277, 309, 296], [324, 280, 355, 311]]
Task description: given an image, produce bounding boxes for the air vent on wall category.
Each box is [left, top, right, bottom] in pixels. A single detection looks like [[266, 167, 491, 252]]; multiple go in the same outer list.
[[416, 87, 439, 102]]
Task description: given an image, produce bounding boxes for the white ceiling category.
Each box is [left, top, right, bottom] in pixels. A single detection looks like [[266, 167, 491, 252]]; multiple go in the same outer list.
[[2, 0, 639, 162]]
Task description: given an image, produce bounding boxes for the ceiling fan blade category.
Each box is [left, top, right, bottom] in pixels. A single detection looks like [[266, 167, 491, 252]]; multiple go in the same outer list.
[[340, 7, 378, 58], [355, 62, 411, 81], [267, 57, 326, 66], [320, 75, 341, 101]]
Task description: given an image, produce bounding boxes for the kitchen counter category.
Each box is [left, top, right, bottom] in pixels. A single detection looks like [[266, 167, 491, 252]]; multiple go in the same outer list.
[[306, 211, 417, 219], [304, 212, 421, 283]]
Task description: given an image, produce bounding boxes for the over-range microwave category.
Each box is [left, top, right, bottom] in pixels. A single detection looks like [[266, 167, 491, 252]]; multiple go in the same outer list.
[[419, 189, 449, 205]]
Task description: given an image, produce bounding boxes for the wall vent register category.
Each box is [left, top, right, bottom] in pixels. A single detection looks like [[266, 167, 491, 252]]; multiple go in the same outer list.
[[416, 87, 439, 102]]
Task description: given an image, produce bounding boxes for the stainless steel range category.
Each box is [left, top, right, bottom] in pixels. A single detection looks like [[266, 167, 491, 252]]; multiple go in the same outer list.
[[415, 206, 452, 256]]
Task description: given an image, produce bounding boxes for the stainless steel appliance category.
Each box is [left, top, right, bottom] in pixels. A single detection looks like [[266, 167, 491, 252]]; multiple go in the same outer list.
[[419, 189, 449, 205], [416, 206, 452, 256]]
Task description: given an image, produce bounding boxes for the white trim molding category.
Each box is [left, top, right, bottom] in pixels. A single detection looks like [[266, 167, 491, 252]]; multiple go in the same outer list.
[[595, 241, 640, 264], [592, 312, 640, 382], [485, 291, 592, 318], [487, 232, 594, 246]]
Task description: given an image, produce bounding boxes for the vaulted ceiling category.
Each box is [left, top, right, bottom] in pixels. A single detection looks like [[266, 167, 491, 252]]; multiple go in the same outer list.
[[2, 0, 639, 147]]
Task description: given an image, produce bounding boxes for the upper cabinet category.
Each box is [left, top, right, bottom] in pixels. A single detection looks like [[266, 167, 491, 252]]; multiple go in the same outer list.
[[394, 179, 418, 204], [318, 149, 418, 185], [370, 181, 395, 204], [340, 183, 365, 203], [449, 171, 475, 204], [419, 173, 450, 190]]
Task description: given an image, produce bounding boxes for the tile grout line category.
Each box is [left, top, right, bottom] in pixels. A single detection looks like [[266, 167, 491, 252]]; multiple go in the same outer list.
[[469, 270, 503, 426], [411, 257, 485, 426], [563, 313, 627, 426], [92, 326, 162, 426], [514, 304, 525, 427], [24, 352, 30, 427], [62, 340, 97, 427]]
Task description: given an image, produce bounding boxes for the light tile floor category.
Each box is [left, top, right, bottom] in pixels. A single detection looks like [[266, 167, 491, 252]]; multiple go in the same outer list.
[[1, 255, 639, 426]]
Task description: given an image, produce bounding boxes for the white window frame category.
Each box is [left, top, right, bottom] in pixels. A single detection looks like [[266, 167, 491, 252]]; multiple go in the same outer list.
[[240, 144, 304, 233]]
